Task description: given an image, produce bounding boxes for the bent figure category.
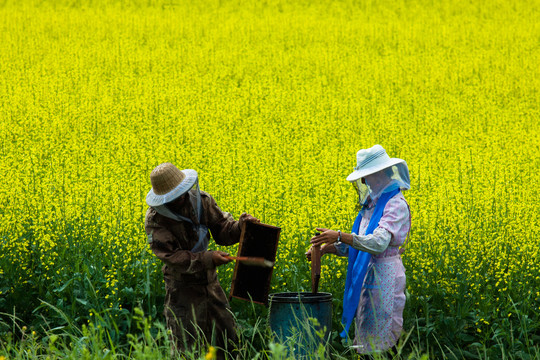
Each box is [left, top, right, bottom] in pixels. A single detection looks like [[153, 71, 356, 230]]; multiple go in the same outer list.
[[144, 162, 259, 358]]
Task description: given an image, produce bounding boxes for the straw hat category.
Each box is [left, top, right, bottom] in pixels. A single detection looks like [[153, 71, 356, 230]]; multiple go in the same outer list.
[[146, 163, 198, 207], [346, 145, 406, 182]]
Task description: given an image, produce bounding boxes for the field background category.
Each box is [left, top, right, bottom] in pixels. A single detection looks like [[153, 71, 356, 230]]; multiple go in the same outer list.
[[1, 0, 539, 358]]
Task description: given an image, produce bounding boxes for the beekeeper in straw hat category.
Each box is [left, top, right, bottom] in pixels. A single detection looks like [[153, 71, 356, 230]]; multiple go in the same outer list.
[[145, 162, 259, 357], [308, 144, 411, 354]]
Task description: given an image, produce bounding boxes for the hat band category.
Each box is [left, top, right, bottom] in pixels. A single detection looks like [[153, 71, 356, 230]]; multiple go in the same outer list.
[[355, 149, 388, 170]]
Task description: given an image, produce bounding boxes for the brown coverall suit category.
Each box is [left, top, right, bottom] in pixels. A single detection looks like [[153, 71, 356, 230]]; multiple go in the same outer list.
[[145, 190, 242, 355]]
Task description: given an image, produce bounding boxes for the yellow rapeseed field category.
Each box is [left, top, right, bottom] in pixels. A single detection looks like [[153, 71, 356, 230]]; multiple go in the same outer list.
[[0, 0, 539, 354]]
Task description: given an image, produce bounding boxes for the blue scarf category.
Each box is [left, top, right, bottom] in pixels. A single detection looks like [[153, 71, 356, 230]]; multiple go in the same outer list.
[[340, 186, 401, 338]]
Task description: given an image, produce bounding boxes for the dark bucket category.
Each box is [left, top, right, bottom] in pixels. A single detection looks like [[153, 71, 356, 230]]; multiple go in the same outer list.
[[268, 292, 333, 355]]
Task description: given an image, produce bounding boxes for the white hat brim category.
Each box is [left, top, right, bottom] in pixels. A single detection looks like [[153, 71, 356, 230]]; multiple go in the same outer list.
[[346, 158, 405, 182], [146, 169, 198, 207]]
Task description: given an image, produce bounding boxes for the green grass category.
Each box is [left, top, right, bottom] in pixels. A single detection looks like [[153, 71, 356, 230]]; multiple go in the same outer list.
[[2, 304, 539, 359]]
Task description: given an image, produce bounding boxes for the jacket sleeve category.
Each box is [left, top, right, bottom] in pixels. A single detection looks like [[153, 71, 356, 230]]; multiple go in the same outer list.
[[334, 242, 349, 257], [145, 209, 215, 274], [351, 228, 392, 255], [204, 194, 242, 246], [377, 195, 410, 246], [350, 195, 410, 255]]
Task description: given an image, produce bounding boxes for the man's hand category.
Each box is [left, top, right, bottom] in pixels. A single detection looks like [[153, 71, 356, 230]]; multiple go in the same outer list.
[[239, 212, 260, 228], [212, 251, 232, 266]]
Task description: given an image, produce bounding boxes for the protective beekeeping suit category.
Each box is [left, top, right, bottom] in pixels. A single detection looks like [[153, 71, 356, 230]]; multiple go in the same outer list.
[[308, 145, 411, 354], [144, 162, 259, 358]]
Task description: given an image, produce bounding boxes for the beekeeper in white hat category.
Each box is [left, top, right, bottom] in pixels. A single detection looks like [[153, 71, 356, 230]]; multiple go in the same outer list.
[[308, 144, 411, 355]]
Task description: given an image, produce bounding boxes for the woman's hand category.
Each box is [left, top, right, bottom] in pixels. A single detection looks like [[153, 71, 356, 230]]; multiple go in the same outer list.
[[310, 228, 340, 247], [305, 243, 337, 261], [305, 246, 314, 261]]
